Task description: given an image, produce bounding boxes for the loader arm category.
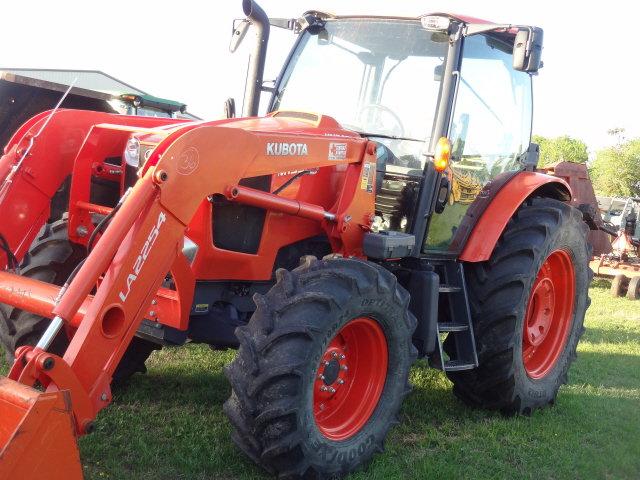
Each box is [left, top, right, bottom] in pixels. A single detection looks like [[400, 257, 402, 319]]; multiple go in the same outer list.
[[0, 118, 374, 479]]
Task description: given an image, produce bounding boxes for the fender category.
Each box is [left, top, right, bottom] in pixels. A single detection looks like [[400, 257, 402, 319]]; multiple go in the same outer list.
[[459, 171, 571, 262]]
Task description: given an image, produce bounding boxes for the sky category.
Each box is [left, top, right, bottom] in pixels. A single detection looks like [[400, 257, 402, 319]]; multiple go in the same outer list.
[[2, 0, 639, 152]]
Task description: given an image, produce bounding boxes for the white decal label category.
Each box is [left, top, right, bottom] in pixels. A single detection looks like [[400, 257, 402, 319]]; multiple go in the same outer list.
[[266, 142, 308, 156], [328, 143, 347, 160], [276, 169, 318, 177], [119, 211, 167, 302]]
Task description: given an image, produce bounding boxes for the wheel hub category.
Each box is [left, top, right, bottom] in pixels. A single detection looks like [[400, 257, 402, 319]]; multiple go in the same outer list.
[[313, 317, 388, 441], [525, 276, 555, 346], [522, 249, 575, 379], [320, 357, 343, 386], [316, 345, 350, 398]]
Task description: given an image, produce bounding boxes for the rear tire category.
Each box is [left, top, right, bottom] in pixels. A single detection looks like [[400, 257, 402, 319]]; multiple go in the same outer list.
[[446, 198, 591, 414], [0, 219, 158, 383], [224, 256, 417, 478]]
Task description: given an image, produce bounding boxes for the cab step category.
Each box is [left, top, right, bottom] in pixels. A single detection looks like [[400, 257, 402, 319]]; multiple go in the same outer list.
[[432, 261, 479, 373], [443, 360, 476, 372], [437, 322, 468, 332], [438, 285, 461, 293]]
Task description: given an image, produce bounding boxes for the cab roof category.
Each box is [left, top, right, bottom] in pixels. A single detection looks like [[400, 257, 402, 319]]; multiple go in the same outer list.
[[302, 11, 519, 42]]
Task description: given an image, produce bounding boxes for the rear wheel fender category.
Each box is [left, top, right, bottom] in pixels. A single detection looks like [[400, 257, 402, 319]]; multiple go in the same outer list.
[[459, 171, 571, 262]]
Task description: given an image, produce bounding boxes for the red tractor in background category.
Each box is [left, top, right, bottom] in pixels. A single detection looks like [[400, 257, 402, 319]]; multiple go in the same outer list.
[[0, 1, 591, 478]]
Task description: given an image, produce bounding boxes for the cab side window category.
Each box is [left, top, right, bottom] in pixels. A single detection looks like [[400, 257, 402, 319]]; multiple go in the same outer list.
[[424, 34, 532, 252], [450, 34, 532, 172]]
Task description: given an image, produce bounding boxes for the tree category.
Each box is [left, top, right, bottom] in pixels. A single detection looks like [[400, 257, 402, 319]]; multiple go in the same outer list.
[[532, 135, 589, 167], [607, 127, 626, 146], [590, 139, 640, 197]]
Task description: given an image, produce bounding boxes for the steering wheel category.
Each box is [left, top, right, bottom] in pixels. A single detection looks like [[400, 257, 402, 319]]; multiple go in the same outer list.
[[357, 104, 406, 139]]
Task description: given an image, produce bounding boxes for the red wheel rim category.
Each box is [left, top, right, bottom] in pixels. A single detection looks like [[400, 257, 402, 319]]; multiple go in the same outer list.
[[522, 249, 575, 379], [313, 317, 388, 441]]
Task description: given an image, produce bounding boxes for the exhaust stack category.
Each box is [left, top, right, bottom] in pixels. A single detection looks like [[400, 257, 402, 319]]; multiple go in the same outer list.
[[242, 0, 270, 117]]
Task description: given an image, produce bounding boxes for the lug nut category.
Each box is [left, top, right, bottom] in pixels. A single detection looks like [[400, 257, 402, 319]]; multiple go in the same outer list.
[[318, 374, 325, 380], [328, 387, 336, 394], [337, 379, 345, 385], [332, 352, 338, 358], [323, 360, 330, 366], [339, 354, 346, 360], [320, 385, 328, 392], [340, 365, 348, 371]]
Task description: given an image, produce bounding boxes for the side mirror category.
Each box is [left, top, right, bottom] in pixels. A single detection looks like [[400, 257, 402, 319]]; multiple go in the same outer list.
[[230, 19, 250, 53], [513, 27, 543, 73], [224, 98, 236, 119]]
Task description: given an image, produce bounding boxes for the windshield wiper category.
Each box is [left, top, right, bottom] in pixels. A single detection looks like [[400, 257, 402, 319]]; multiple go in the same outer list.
[[353, 131, 424, 142]]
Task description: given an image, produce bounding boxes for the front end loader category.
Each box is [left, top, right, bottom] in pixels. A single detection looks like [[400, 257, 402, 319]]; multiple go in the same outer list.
[[0, 2, 591, 478]]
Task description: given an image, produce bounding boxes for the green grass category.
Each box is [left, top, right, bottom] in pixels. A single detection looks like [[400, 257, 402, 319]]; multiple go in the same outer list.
[[3, 279, 640, 479]]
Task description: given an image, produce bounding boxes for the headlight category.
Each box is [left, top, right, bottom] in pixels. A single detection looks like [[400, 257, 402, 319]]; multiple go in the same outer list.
[[124, 137, 141, 167]]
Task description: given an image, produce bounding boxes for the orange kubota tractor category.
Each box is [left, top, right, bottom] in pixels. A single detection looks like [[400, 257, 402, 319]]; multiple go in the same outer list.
[[0, 1, 592, 478]]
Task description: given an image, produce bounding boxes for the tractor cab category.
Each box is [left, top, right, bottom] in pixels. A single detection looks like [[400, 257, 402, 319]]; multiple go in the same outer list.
[[234, 9, 543, 255]]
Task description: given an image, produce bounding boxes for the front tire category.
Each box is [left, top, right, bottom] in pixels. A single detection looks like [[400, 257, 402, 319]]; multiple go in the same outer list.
[[0, 219, 159, 383], [446, 198, 591, 414], [224, 256, 417, 478]]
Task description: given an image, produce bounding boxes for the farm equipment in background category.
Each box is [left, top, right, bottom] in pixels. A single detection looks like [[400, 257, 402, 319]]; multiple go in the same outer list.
[[599, 196, 632, 228], [0, 2, 592, 478], [539, 161, 612, 257], [541, 162, 640, 299], [594, 197, 640, 298], [0, 69, 195, 150]]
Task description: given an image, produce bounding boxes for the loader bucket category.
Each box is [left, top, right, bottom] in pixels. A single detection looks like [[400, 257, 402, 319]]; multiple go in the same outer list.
[[0, 377, 83, 480]]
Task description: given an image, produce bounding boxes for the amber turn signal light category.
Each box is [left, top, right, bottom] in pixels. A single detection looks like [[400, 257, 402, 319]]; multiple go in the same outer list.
[[433, 137, 451, 172]]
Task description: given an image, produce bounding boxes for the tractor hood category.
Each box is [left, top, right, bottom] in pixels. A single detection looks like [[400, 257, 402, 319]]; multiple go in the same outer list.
[[137, 110, 361, 175]]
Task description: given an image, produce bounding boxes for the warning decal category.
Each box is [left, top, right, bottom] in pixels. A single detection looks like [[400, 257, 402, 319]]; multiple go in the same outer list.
[[361, 162, 373, 192], [328, 143, 347, 160]]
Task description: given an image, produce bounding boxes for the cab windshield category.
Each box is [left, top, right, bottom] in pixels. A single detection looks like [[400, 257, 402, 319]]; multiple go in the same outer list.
[[272, 19, 449, 160]]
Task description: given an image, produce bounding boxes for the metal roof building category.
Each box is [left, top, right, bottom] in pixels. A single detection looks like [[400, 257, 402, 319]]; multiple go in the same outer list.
[[0, 68, 196, 149], [0, 68, 147, 96]]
